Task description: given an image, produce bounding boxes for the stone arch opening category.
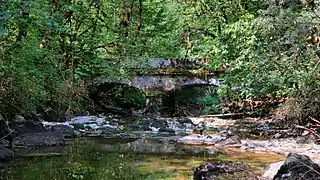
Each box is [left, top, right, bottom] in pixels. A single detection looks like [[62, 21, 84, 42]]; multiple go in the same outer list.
[[161, 84, 220, 116], [89, 82, 147, 115]]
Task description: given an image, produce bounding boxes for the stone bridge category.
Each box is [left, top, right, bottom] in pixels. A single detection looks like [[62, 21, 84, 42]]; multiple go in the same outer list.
[[89, 58, 221, 115], [92, 58, 221, 93]]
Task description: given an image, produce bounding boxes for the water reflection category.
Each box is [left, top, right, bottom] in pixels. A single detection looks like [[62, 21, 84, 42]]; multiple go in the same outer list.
[[0, 137, 284, 180], [97, 138, 218, 155]]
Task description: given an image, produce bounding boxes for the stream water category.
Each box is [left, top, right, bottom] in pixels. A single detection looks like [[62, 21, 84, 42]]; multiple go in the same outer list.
[[0, 137, 284, 180]]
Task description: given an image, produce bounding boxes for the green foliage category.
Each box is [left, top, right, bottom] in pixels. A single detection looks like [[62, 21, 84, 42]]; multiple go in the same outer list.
[[173, 86, 220, 115], [183, 0, 320, 118], [1, 0, 320, 119], [0, 0, 184, 118]]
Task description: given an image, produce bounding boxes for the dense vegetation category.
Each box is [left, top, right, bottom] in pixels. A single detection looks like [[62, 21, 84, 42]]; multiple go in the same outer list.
[[1, 0, 319, 121]]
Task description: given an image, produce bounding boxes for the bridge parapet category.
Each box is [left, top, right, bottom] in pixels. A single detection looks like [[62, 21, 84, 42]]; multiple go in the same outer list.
[[93, 75, 220, 93], [128, 58, 219, 76], [131, 58, 210, 69]]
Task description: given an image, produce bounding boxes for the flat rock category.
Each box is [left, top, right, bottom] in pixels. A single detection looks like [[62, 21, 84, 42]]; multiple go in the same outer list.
[[177, 134, 225, 145], [49, 125, 77, 138], [12, 132, 65, 148]]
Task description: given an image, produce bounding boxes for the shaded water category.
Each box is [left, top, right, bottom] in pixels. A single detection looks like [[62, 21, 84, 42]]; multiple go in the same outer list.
[[1, 137, 284, 180]]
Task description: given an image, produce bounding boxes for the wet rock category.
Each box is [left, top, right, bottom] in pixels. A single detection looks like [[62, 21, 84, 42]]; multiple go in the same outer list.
[[296, 134, 316, 144], [69, 116, 103, 125], [159, 128, 176, 134], [84, 123, 100, 130], [177, 134, 225, 145], [193, 161, 249, 180], [12, 132, 64, 148], [0, 145, 14, 161], [13, 115, 25, 122], [273, 153, 320, 180], [49, 125, 77, 138], [100, 126, 120, 135], [9, 120, 47, 138], [216, 135, 241, 146], [137, 119, 168, 131], [176, 117, 194, 124], [72, 123, 85, 130]]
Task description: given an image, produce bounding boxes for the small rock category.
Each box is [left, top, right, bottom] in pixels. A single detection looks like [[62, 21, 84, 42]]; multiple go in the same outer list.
[[296, 135, 316, 144], [273, 133, 283, 139], [12, 132, 64, 148], [301, 130, 310, 136], [14, 115, 25, 122]]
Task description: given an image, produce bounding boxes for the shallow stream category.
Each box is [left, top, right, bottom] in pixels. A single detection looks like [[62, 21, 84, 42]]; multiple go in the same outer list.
[[1, 137, 284, 180]]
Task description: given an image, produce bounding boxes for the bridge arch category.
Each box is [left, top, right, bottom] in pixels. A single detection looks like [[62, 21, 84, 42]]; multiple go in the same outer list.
[[89, 82, 147, 115], [161, 84, 220, 116]]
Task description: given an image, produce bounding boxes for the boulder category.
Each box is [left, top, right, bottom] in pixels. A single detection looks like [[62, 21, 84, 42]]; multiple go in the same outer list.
[[49, 125, 77, 138], [9, 120, 47, 138], [273, 153, 320, 180], [193, 161, 250, 180], [12, 132, 64, 148]]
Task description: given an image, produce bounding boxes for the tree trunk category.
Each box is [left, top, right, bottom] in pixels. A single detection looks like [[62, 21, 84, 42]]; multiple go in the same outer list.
[[185, 26, 191, 57], [16, 0, 29, 41], [137, 0, 142, 36], [51, 0, 59, 12]]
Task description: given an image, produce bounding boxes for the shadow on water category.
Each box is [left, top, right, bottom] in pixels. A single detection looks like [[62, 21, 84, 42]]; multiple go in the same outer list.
[[0, 137, 284, 180]]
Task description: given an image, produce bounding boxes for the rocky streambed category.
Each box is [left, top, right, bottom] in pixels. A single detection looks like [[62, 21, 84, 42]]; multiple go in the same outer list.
[[1, 115, 320, 179]]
